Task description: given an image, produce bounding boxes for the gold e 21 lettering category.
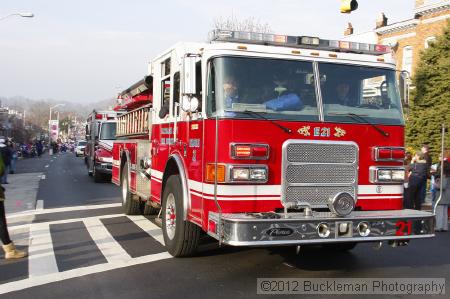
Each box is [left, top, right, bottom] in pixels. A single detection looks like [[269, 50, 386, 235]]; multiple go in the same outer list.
[[313, 127, 330, 137]]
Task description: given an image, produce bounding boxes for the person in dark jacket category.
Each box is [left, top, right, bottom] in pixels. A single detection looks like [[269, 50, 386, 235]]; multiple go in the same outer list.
[[420, 144, 432, 204], [0, 139, 11, 184], [0, 155, 27, 259], [407, 151, 428, 210]]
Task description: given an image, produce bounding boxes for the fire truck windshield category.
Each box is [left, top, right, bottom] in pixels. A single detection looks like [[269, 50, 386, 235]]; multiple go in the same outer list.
[[319, 62, 404, 125], [207, 56, 404, 125], [99, 122, 116, 140], [207, 56, 319, 121]]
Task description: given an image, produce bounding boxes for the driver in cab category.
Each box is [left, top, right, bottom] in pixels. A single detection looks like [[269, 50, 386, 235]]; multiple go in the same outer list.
[[335, 82, 357, 106], [224, 76, 239, 109]]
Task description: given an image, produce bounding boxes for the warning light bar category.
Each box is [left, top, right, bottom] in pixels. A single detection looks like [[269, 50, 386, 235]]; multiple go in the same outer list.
[[210, 29, 390, 55]]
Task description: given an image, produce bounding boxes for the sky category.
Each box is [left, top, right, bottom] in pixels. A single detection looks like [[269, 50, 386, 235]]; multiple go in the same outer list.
[[0, 0, 416, 103]]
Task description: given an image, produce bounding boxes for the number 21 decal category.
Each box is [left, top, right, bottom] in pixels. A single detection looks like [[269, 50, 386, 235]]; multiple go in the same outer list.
[[395, 220, 412, 236]]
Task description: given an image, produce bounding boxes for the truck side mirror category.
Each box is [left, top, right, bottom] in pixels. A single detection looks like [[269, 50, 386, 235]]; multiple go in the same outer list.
[[181, 54, 200, 113], [399, 71, 410, 107], [182, 55, 197, 95]]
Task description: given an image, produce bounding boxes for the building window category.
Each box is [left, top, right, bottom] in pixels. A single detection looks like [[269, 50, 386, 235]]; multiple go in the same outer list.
[[425, 36, 436, 48], [402, 46, 413, 75]]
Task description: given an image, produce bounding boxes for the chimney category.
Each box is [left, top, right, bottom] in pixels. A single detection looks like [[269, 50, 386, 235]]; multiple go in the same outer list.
[[415, 0, 426, 8], [344, 23, 354, 36], [376, 13, 388, 29]]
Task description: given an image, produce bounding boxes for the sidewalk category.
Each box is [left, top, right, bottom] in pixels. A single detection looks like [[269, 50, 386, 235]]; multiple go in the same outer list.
[[3, 155, 51, 249], [3, 153, 51, 216], [3, 172, 44, 215]]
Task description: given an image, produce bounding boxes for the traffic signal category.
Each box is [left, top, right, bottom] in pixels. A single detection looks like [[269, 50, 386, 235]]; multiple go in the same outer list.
[[340, 0, 358, 13]]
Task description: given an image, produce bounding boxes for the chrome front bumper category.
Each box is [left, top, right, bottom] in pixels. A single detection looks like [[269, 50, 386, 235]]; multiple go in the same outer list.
[[208, 209, 435, 246]]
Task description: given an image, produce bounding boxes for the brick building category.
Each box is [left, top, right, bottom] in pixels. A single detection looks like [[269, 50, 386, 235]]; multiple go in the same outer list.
[[344, 0, 450, 77]]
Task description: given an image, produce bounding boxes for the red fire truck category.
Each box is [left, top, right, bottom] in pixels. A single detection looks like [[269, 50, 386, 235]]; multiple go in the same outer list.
[[112, 30, 434, 257], [85, 110, 119, 182]]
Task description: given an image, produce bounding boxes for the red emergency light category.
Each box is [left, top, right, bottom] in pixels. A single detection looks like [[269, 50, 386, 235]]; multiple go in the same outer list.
[[230, 144, 269, 160], [374, 147, 405, 162]]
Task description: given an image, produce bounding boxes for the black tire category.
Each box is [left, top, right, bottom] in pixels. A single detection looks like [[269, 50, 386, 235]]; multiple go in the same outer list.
[[142, 202, 159, 215], [322, 242, 357, 251], [93, 162, 103, 183], [121, 163, 140, 215], [87, 159, 93, 176], [162, 175, 200, 257]]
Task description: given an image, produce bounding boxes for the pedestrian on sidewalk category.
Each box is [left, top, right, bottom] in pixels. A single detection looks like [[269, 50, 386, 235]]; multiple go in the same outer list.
[[403, 153, 413, 209], [9, 140, 18, 174], [0, 138, 11, 184], [36, 140, 43, 157], [0, 155, 26, 259], [407, 151, 428, 210], [434, 149, 450, 232], [420, 144, 432, 204]]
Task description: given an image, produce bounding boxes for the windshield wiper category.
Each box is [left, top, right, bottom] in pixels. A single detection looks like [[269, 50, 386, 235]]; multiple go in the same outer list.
[[241, 110, 292, 134], [327, 112, 389, 137]]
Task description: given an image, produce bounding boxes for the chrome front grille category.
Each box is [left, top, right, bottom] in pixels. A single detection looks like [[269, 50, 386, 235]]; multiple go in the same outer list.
[[286, 164, 356, 184], [282, 140, 358, 208], [286, 143, 357, 163]]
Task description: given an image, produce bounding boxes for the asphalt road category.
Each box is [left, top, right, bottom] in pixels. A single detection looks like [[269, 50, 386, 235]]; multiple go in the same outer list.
[[0, 152, 449, 299]]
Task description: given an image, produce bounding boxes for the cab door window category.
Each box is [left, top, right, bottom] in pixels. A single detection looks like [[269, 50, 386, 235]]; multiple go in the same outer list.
[[172, 72, 180, 116], [159, 57, 171, 119]]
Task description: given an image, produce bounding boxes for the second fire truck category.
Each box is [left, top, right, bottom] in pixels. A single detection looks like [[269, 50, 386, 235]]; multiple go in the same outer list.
[[85, 110, 119, 182], [112, 30, 434, 257]]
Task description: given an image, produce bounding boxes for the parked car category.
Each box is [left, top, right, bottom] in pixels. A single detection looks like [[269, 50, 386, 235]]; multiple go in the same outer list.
[[75, 140, 87, 157]]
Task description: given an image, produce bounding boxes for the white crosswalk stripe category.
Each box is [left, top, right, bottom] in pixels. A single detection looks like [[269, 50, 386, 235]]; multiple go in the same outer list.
[[84, 217, 133, 264], [126, 215, 165, 246], [1, 205, 171, 295], [28, 222, 59, 278]]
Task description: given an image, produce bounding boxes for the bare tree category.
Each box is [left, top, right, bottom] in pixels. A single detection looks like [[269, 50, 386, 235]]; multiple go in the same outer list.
[[212, 14, 272, 34]]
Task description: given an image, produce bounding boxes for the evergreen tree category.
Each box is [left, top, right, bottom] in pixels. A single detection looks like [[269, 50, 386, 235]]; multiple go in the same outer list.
[[406, 20, 450, 160]]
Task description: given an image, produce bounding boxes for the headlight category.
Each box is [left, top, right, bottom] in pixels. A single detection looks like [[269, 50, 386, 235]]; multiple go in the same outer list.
[[230, 165, 268, 183], [378, 169, 392, 181], [369, 167, 405, 183], [98, 156, 112, 163], [206, 164, 268, 183], [391, 170, 406, 181]]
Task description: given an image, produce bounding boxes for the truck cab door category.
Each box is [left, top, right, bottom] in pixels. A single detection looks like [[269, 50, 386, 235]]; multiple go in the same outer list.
[[177, 58, 203, 221]]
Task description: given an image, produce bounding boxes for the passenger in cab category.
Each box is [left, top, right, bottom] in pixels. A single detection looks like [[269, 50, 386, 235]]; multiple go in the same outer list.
[[263, 73, 303, 111]]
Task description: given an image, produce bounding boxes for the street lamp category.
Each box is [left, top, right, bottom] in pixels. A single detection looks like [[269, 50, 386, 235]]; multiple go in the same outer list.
[[0, 12, 34, 21], [49, 104, 65, 122]]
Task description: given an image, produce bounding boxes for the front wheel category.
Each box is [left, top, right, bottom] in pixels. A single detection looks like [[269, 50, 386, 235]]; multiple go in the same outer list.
[[162, 175, 200, 257], [93, 162, 103, 183], [121, 163, 140, 215]]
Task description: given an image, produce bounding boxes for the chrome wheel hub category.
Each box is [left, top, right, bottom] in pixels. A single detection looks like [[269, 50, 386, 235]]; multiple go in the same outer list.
[[165, 193, 176, 240]]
